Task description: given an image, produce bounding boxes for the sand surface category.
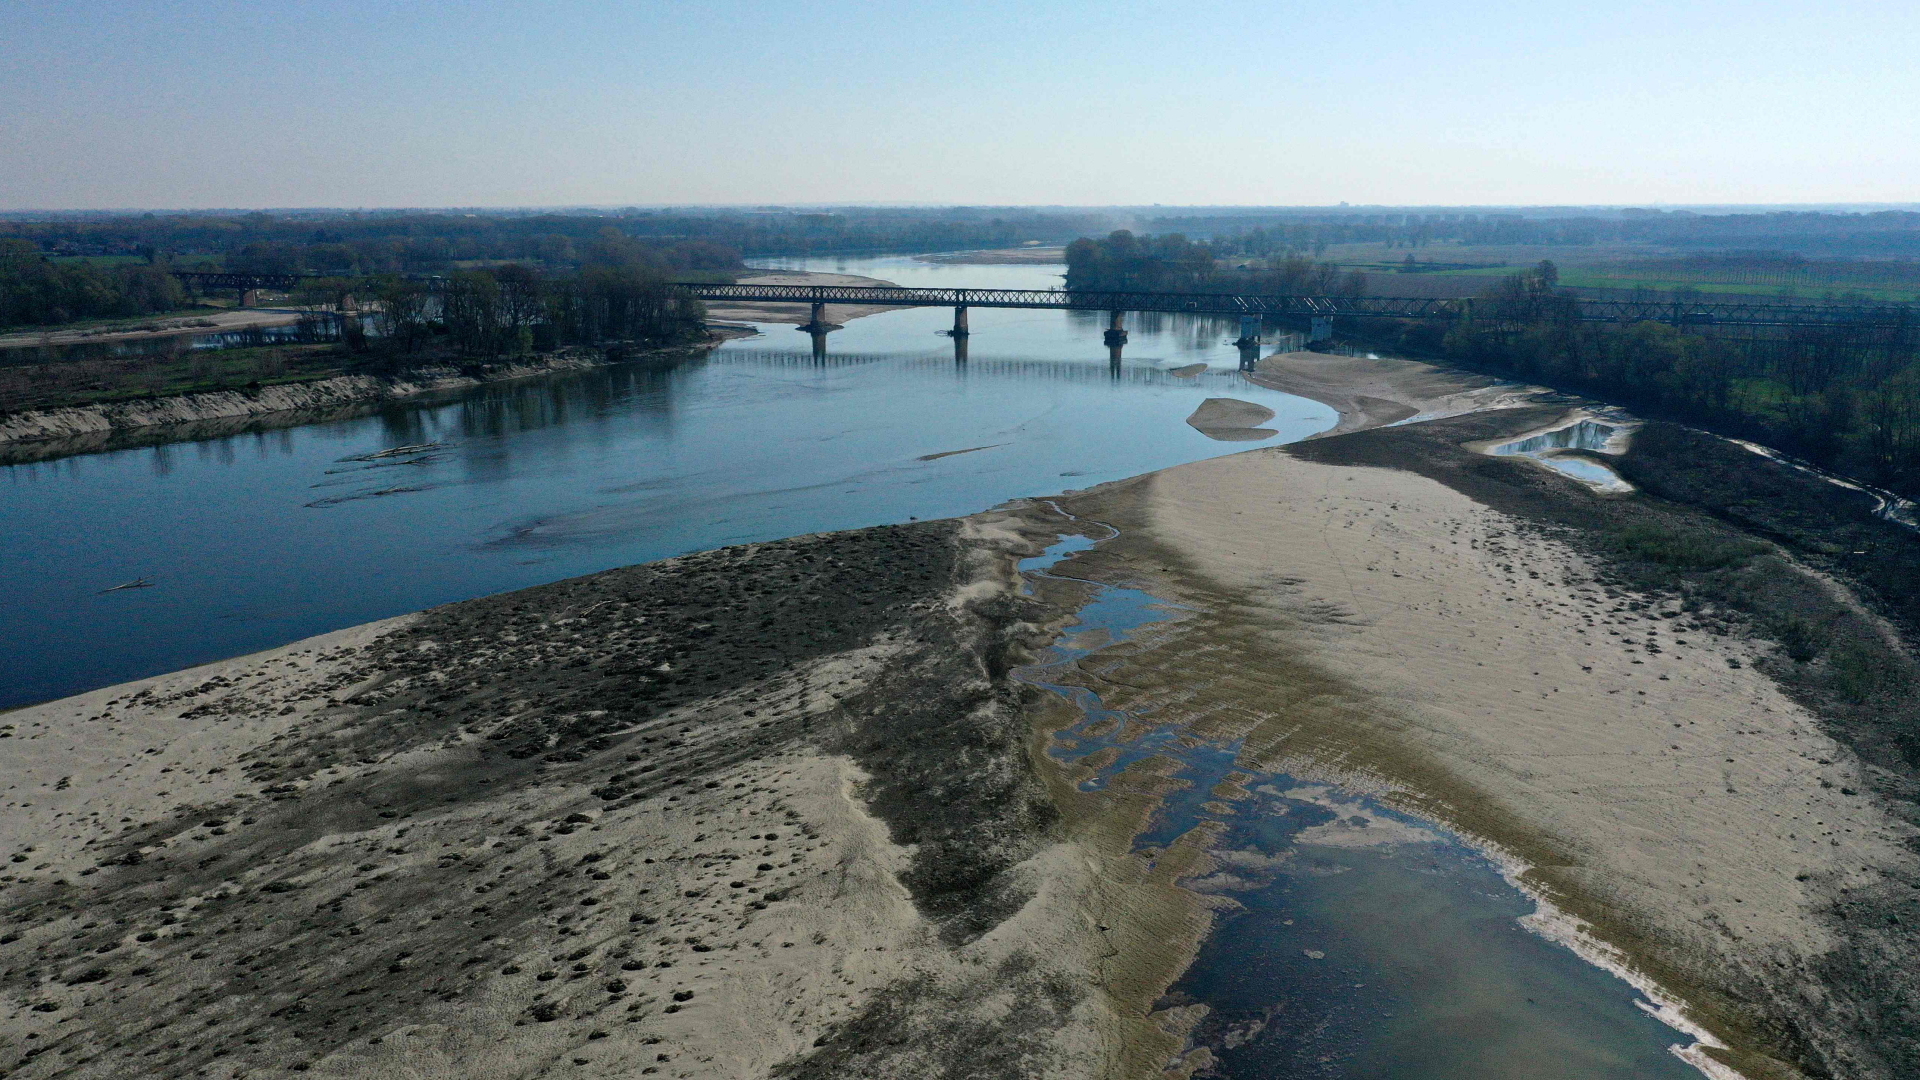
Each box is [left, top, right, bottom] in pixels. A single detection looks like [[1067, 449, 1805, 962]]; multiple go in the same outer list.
[[1183, 397, 1276, 442], [703, 271, 904, 328], [1249, 350, 1534, 438], [10, 343, 1919, 1079], [1024, 400, 1920, 1079], [916, 247, 1066, 265], [0, 308, 305, 350], [0, 523, 1126, 1079]]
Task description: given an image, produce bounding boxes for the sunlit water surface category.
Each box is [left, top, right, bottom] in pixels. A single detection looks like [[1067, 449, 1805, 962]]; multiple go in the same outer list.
[[2, 255, 1334, 707]]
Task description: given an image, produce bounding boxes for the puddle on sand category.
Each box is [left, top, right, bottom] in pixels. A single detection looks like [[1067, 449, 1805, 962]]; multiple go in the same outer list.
[[1017, 530, 1712, 1080], [1490, 418, 1634, 493]]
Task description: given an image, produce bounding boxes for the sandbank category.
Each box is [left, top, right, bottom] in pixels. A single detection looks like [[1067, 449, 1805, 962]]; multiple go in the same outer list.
[[702, 271, 905, 328]]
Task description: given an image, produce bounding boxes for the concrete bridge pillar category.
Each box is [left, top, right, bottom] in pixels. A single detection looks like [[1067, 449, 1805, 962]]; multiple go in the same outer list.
[[1103, 310, 1128, 348], [1235, 315, 1261, 346], [1238, 340, 1261, 370], [809, 327, 829, 360], [239, 289, 260, 308], [953, 333, 969, 365], [798, 301, 840, 334], [1310, 316, 1333, 343], [951, 305, 969, 338]]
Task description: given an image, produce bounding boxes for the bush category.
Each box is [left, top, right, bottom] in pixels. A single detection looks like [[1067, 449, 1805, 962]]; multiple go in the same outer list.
[[1605, 523, 1766, 569]]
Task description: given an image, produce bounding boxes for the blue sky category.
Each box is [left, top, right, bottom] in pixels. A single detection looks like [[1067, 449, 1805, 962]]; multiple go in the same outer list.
[[3, 0, 1915, 209]]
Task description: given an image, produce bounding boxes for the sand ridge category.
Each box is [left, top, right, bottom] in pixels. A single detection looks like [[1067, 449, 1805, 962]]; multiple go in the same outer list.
[[1026, 416, 1918, 1079], [1249, 350, 1537, 437], [0, 522, 1118, 1079]]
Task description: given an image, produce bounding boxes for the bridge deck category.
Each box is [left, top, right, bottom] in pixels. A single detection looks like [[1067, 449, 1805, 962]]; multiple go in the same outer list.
[[683, 282, 1913, 328]]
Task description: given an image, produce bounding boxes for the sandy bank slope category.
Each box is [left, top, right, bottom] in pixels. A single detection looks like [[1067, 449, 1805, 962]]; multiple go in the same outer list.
[[0, 522, 1122, 1079], [703, 271, 905, 327], [1249, 349, 1533, 437], [1036, 409, 1919, 1080]]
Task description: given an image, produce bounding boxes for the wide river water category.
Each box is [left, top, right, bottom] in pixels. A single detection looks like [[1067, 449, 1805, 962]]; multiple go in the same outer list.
[[3, 253, 1717, 1077], [2, 254, 1333, 708]]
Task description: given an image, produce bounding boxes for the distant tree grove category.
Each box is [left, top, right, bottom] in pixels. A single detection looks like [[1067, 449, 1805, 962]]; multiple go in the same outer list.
[[0, 240, 185, 327], [1065, 230, 1365, 295], [1413, 262, 1920, 499]]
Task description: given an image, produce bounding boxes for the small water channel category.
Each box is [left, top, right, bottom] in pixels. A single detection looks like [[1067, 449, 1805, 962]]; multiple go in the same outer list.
[[1489, 417, 1633, 492], [1017, 530, 1710, 1080]]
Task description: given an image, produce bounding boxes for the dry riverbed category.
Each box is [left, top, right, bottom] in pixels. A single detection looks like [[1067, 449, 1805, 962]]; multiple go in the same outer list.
[[5, 351, 1918, 1079]]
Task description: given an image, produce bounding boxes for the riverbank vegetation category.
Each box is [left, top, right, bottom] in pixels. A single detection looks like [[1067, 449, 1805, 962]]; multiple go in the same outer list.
[[0, 239, 190, 328], [0, 252, 709, 415], [1065, 230, 1364, 295], [0, 206, 1107, 283], [1390, 262, 1920, 502]]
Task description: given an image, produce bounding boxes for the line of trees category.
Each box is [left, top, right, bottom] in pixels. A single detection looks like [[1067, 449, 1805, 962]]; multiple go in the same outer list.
[[369, 263, 707, 360], [1417, 262, 1920, 497], [1064, 230, 1366, 296], [0, 240, 186, 328], [0, 206, 1105, 270], [1151, 208, 1920, 259]]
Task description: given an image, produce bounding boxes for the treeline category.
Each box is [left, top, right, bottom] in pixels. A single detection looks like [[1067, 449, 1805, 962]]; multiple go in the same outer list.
[[1153, 209, 1920, 259], [225, 229, 738, 279], [0, 240, 186, 328], [1411, 262, 1920, 498], [0, 206, 1105, 272], [1065, 230, 1365, 295], [362, 263, 706, 359]]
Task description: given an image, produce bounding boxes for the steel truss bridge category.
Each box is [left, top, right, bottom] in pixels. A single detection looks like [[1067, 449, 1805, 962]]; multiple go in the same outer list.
[[684, 282, 1913, 330]]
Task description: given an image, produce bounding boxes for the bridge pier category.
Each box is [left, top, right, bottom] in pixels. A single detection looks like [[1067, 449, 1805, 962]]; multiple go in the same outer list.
[[951, 305, 969, 338], [239, 289, 260, 308], [953, 333, 969, 365], [1103, 310, 1128, 348], [1238, 340, 1261, 371], [798, 301, 841, 334], [1235, 315, 1261, 347], [1310, 316, 1333, 343], [808, 327, 829, 360]]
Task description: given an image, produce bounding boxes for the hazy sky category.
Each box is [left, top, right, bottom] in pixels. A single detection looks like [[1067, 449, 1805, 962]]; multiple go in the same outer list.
[[4, 0, 1916, 210]]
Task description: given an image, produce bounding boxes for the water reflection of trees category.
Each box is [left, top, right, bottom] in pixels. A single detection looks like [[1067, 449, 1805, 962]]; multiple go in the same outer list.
[[351, 358, 693, 481]]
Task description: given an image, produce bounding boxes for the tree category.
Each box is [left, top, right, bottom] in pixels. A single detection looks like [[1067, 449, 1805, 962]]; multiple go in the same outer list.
[[372, 278, 432, 354]]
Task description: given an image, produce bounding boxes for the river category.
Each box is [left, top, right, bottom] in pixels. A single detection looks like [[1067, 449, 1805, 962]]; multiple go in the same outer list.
[[1, 252, 1722, 1077], [1, 253, 1332, 708]]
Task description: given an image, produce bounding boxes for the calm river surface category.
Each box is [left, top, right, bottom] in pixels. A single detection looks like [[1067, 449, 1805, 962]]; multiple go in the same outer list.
[[2, 253, 1334, 708]]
